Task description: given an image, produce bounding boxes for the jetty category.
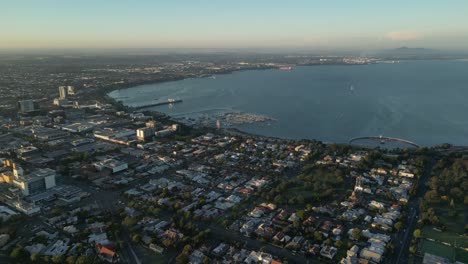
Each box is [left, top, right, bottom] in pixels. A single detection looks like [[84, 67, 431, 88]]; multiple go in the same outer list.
[[349, 135, 420, 148], [134, 99, 182, 109]]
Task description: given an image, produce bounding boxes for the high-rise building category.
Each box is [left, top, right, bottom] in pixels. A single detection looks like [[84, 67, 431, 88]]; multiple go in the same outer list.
[[58, 86, 68, 99], [136, 127, 155, 141], [67, 86, 75, 96], [12, 168, 56, 196], [17, 100, 39, 113]]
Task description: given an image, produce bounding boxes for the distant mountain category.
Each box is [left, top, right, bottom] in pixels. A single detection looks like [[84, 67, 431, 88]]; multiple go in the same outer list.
[[386, 46, 438, 54]]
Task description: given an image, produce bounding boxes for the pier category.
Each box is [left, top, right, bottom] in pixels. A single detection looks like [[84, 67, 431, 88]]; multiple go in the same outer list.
[[349, 136, 420, 148], [133, 99, 182, 109]]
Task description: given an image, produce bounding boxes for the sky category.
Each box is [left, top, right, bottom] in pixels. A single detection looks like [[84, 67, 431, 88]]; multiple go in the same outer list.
[[1, 0, 468, 51]]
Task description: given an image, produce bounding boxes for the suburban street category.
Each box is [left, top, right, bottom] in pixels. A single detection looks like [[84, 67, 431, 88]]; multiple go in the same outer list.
[[391, 157, 434, 264]]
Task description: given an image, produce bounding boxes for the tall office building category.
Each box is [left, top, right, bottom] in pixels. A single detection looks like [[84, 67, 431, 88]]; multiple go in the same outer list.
[[12, 168, 56, 196], [59, 86, 68, 99], [67, 86, 75, 96], [17, 100, 39, 113]]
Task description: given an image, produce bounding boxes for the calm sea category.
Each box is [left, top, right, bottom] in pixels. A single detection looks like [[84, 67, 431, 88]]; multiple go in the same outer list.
[[109, 60, 468, 146]]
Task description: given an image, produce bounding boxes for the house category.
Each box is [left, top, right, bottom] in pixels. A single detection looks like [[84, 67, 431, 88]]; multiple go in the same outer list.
[[162, 229, 183, 242], [360, 248, 382, 263], [245, 250, 273, 264], [189, 250, 205, 264], [273, 232, 285, 243], [288, 213, 300, 222], [149, 243, 164, 254], [212, 243, 229, 256], [96, 242, 118, 263], [320, 245, 337, 259], [340, 245, 359, 264]]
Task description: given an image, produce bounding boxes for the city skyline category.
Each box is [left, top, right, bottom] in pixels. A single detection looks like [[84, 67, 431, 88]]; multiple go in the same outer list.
[[2, 0, 468, 51]]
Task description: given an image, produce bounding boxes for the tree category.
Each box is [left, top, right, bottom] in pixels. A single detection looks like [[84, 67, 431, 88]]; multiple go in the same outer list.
[[313, 231, 322, 242], [394, 222, 403, 232], [413, 229, 421, 238], [450, 187, 463, 201], [334, 240, 343, 248], [52, 255, 65, 264], [30, 253, 40, 262], [76, 256, 93, 264], [274, 195, 282, 204], [10, 246, 29, 262], [66, 256, 77, 264], [351, 228, 361, 241], [162, 239, 173, 248], [175, 253, 189, 264], [122, 216, 137, 227], [296, 210, 305, 220], [296, 195, 305, 204], [132, 234, 141, 243], [424, 190, 439, 201]]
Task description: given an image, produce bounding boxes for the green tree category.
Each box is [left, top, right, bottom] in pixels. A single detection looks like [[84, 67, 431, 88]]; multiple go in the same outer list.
[[76, 256, 93, 264], [132, 234, 141, 243], [66, 256, 77, 264], [394, 222, 403, 232], [413, 229, 421, 238], [30, 253, 40, 262], [10, 246, 29, 262], [175, 253, 189, 264], [52, 255, 65, 264], [313, 231, 322, 242], [351, 228, 361, 240], [162, 239, 173, 248], [296, 210, 305, 220], [334, 240, 343, 248]]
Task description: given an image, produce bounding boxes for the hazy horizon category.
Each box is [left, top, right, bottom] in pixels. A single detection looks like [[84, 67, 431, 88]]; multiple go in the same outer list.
[[2, 0, 468, 52]]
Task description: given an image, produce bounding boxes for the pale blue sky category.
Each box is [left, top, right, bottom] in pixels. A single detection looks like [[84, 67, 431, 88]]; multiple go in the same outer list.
[[1, 0, 467, 50]]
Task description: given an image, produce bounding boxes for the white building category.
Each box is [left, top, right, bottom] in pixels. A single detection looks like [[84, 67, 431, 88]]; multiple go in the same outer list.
[[12, 168, 57, 196], [58, 86, 68, 99], [94, 159, 128, 174]]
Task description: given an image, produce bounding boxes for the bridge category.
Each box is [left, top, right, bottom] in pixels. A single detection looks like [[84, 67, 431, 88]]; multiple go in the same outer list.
[[349, 135, 420, 148]]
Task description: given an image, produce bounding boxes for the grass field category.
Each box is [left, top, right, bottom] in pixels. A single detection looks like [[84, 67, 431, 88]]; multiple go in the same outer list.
[[419, 240, 468, 263], [422, 227, 468, 248], [419, 204, 468, 263]]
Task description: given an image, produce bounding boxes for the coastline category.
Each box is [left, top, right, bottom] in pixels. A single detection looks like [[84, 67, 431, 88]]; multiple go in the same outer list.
[[96, 61, 466, 148]]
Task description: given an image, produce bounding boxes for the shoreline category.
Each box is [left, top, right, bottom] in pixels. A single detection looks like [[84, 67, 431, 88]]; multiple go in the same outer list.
[[97, 63, 462, 149]]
